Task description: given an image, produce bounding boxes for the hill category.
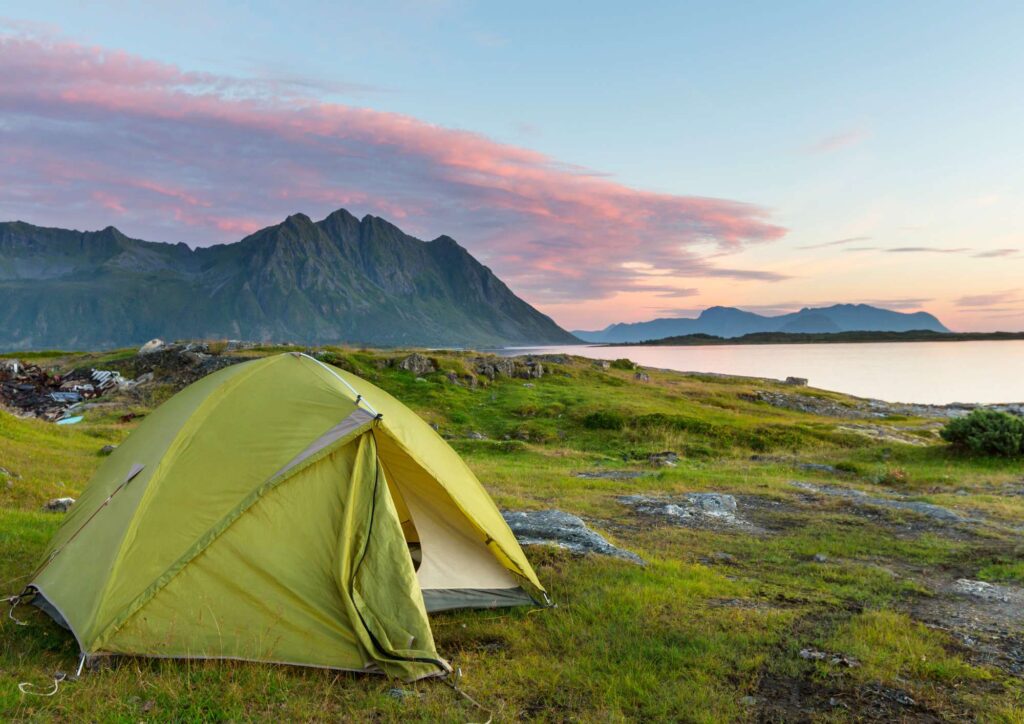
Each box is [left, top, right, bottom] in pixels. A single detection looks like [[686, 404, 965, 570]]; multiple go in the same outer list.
[[622, 329, 1024, 346], [0, 211, 578, 350], [574, 304, 950, 343]]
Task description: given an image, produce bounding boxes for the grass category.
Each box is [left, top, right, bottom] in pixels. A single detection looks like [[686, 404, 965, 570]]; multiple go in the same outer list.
[[1, 346, 1022, 720]]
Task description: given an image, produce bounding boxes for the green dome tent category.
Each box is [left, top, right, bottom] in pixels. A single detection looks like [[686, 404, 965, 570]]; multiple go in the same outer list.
[[22, 353, 546, 681]]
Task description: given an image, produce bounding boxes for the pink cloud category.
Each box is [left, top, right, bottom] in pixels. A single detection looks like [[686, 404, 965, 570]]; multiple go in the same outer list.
[[0, 31, 786, 302]]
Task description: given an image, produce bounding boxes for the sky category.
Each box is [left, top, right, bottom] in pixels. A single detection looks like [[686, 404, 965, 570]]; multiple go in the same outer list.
[[1, 1, 1022, 332]]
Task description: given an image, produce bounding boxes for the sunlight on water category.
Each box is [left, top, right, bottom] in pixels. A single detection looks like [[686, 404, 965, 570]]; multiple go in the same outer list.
[[504, 341, 1024, 405]]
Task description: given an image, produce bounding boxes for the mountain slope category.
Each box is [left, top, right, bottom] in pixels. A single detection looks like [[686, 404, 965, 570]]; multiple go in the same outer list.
[[0, 210, 578, 350], [574, 304, 950, 343]]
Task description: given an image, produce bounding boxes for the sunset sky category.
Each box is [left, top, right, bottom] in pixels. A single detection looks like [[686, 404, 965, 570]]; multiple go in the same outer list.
[[1, 2, 1022, 332]]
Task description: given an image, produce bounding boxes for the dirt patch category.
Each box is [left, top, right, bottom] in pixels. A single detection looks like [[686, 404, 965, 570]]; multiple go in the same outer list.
[[907, 580, 1024, 676]]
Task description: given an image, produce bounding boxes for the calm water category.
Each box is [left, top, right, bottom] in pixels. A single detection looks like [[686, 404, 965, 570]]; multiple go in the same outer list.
[[503, 341, 1024, 405]]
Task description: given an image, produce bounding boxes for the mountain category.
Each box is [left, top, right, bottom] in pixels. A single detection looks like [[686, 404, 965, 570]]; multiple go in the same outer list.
[[573, 304, 950, 343], [0, 210, 579, 350]]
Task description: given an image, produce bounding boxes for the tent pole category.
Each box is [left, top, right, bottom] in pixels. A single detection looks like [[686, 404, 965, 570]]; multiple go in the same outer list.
[[297, 353, 380, 417]]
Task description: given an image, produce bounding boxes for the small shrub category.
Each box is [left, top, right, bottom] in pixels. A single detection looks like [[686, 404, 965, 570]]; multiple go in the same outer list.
[[877, 467, 909, 486], [940, 409, 1024, 457], [582, 410, 626, 430], [609, 358, 636, 371]]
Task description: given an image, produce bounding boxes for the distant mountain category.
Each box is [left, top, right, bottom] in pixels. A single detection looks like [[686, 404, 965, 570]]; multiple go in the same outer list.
[[0, 210, 578, 350], [573, 304, 950, 343]]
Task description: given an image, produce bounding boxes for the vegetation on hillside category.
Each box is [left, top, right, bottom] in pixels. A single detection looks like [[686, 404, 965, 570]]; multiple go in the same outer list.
[[1, 347, 1022, 721]]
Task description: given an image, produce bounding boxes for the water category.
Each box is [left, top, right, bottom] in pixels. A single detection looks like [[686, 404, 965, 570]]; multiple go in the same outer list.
[[502, 341, 1024, 405]]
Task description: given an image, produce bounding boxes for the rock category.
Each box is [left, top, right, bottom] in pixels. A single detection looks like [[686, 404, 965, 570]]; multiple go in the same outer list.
[[0, 358, 20, 375], [952, 579, 1011, 602], [739, 696, 757, 707], [99, 444, 117, 456], [519, 361, 544, 379], [813, 553, 829, 563], [445, 372, 459, 385], [597, 360, 611, 369], [414, 377, 427, 383], [791, 481, 968, 522], [708, 551, 737, 565], [573, 470, 647, 480], [429, 422, 440, 431], [502, 509, 644, 564], [784, 376, 808, 386], [648, 451, 679, 467], [386, 688, 418, 700], [633, 371, 650, 382], [137, 338, 167, 355], [619, 493, 752, 530], [522, 383, 535, 388], [467, 431, 488, 440], [796, 463, 841, 475], [799, 648, 859, 667], [397, 353, 436, 376], [44, 497, 76, 512]]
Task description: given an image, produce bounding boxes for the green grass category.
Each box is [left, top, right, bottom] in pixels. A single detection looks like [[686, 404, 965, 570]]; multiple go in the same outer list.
[[1, 346, 1022, 720]]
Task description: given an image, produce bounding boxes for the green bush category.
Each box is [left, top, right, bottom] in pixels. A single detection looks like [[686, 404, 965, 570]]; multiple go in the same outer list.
[[940, 409, 1024, 457], [582, 410, 626, 430], [609, 358, 636, 370]]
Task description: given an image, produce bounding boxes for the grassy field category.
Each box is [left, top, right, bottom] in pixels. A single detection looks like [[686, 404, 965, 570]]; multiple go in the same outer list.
[[1, 347, 1023, 722]]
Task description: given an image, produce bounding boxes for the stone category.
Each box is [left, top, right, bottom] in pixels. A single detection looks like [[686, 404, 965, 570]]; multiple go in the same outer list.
[[739, 696, 757, 707], [813, 553, 829, 563], [633, 371, 650, 382], [44, 497, 76, 512], [396, 353, 436, 376], [598, 360, 611, 369], [502, 509, 644, 564], [386, 688, 417, 700], [99, 444, 117, 456], [952, 579, 1011, 602], [467, 431, 488, 440], [709, 551, 737, 564], [791, 481, 968, 522], [784, 376, 808, 386], [648, 451, 679, 467], [573, 470, 647, 480], [619, 493, 752, 530], [137, 338, 167, 355]]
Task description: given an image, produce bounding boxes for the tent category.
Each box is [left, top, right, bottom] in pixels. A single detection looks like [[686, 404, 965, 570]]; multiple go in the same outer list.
[[22, 352, 547, 681]]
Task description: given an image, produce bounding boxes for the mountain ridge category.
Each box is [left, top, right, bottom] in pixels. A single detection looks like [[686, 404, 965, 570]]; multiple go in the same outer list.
[[0, 210, 578, 350], [573, 303, 950, 343]]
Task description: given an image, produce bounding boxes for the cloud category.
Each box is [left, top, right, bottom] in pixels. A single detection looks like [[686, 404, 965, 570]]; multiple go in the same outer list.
[[973, 248, 1019, 258], [799, 236, 871, 250], [0, 30, 787, 304], [805, 128, 869, 154], [955, 290, 1020, 307], [886, 246, 970, 254]]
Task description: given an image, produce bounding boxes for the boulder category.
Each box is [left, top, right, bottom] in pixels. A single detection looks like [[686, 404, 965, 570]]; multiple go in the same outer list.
[[634, 371, 650, 382], [397, 353, 435, 376], [619, 493, 753, 530], [44, 497, 76, 512], [784, 376, 808, 386], [466, 431, 488, 440], [502, 509, 644, 564], [138, 338, 167, 355]]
